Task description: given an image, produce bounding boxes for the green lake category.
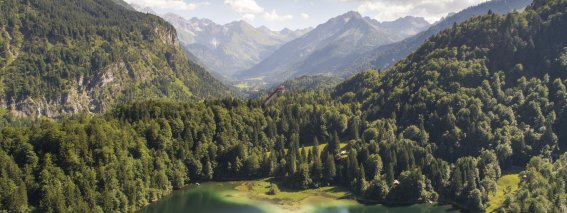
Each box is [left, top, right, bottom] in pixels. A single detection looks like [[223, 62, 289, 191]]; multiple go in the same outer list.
[[137, 182, 460, 213]]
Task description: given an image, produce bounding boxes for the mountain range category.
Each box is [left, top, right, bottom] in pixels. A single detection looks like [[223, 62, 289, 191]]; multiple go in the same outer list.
[[159, 13, 312, 78], [234, 12, 431, 83], [128, 0, 532, 86]]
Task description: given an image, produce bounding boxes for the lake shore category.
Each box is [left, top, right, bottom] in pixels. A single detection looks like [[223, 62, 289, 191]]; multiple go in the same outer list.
[[215, 178, 359, 213], [137, 179, 459, 213]]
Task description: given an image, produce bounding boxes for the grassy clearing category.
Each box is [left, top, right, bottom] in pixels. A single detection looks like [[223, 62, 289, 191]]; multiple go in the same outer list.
[[230, 178, 354, 212], [301, 143, 348, 155], [173, 78, 193, 97], [245, 77, 266, 81], [486, 173, 521, 213], [235, 82, 250, 89]]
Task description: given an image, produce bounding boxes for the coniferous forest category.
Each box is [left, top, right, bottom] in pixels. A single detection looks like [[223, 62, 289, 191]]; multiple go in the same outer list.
[[1, 0, 567, 213]]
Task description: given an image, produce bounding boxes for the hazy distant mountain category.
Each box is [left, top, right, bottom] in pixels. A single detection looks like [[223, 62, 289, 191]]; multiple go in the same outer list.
[[380, 16, 431, 38], [130, 3, 157, 15], [344, 0, 533, 75], [235, 11, 430, 83], [161, 13, 312, 78], [110, 0, 135, 10]]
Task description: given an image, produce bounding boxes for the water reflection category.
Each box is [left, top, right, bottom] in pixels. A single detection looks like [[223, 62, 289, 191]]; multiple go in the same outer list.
[[137, 183, 458, 213], [138, 187, 265, 213]]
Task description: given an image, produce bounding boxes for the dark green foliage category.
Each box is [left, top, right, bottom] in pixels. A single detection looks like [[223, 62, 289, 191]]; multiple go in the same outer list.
[[280, 75, 340, 92], [500, 154, 567, 212], [332, 0, 567, 210], [0, 0, 233, 117], [386, 169, 437, 204], [323, 151, 337, 184], [336, 0, 567, 165]]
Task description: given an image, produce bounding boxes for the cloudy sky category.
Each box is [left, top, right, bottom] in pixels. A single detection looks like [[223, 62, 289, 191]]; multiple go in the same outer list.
[[124, 0, 489, 30]]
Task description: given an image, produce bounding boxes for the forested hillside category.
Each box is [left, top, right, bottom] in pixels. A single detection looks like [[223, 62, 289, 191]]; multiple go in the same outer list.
[[335, 0, 567, 210], [345, 0, 533, 75], [0, 0, 566, 213], [0, 0, 232, 118], [335, 0, 567, 160], [279, 75, 339, 92]]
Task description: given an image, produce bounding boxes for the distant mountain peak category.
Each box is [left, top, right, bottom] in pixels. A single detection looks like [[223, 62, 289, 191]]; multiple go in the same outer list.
[[163, 12, 184, 20], [226, 20, 253, 28], [149, 11, 311, 77], [378, 16, 431, 36], [258, 25, 271, 31], [280, 28, 293, 34], [341, 11, 363, 19], [393, 16, 429, 23], [236, 10, 429, 83], [335, 11, 364, 23]]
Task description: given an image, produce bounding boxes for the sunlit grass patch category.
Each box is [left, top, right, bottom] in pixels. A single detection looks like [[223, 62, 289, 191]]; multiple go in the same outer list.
[[486, 173, 521, 213]]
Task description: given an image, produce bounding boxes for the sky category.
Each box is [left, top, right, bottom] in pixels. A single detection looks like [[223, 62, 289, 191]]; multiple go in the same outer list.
[[124, 0, 490, 30]]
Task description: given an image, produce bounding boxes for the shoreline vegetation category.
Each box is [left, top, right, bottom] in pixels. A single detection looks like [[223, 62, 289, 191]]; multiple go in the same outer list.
[[138, 179, 457, 213], [139, 169, 523, 213], [231, 178, 355, 213]]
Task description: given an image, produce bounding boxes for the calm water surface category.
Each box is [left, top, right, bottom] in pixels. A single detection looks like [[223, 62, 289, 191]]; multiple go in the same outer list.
[[137, 182, 460, 213]]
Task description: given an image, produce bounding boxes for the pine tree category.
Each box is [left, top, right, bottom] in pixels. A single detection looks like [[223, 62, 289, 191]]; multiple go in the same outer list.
[[327, 131, 341, 156], [313, 137, 320, 158], [323, 152, 336, 185], [297, 163, 312, 189], [245, 153, 260, 178], [289, 153, 297, 177], [300, 145, 307, 163], [204, 159, 214, 180], [365, 154, 383, 180], [311, 148, 323, 186]]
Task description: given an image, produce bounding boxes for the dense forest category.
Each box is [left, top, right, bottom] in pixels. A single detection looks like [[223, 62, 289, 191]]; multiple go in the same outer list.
[[0, 0, 232, 117], [279, 75, 340, 92], [1, 0, 567, 213]]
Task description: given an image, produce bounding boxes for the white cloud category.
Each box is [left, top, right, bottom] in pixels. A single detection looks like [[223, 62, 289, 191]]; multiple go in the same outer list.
[[263, 10, 293, 22], [357, 1, 413, 21], [300, 13, 310, 20], [125, 0, 198, 10], [341, 0, 489, 22], [241, 14, 256, 22], [224, 0, 264, 14]]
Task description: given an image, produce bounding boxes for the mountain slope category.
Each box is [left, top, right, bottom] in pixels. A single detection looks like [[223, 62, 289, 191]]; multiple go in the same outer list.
[[161, 14, 311, 78], [334, 0, 567, 210], [335, 0, 567, 165], [235, 12, 430, 83], [111, 0, 135, 10], [0, 0, 232, 117], [345, 0, 533, 75]]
